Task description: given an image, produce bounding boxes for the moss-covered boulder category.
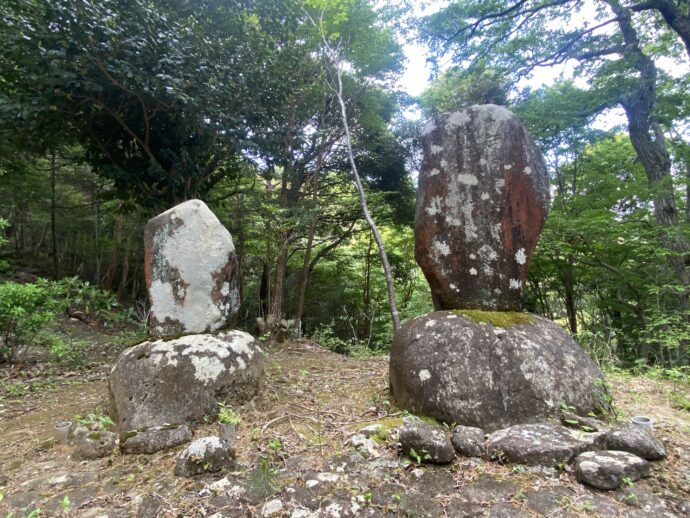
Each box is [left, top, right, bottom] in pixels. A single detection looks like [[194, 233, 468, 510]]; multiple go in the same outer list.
[[390, 311, 609, 431]]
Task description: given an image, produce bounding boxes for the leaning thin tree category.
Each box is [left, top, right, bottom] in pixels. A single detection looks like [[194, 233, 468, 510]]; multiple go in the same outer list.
[[309, 14, 401, 334]]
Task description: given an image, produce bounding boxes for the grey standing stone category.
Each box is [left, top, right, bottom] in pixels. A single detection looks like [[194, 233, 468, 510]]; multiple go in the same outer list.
[[399, 422, 455, 464], [174, 436, 235, 477], [109, 331, 263, 433], [416, 104, 550, 311], [575, 450, 651, 490], [604, 423, 666, 460], [145, 199, 239, 337], [486, 423, 605, 466], [390, 312, 609, 431], [451, 425, 485, 457]]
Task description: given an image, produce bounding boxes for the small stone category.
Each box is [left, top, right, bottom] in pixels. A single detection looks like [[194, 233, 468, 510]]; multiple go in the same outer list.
[[358, 424, 385, 439], [575, 450, 651, 490], [71, 431, 117, 460], [604, 423, 666, 460], [121, 424, 192, 454], [399, 422, 454, 464], [261, 499, 283, 517], [560, 411, 607, 432], [174, 437, 235, 477], [486, 423, 605, 466], [349, 434, 379, 458], [451, 425, 485, 457]]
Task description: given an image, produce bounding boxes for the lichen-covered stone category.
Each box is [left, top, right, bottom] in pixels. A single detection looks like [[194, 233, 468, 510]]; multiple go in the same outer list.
[[451, 425, 485, 458], [71, 431, 117, 460], [109, 331, 263, 433], [389, 311, 609, 432], [575, 450, 651, 489], [416, 104, 550, 311], [174, 436, 235, 477], [486, 423, 605, 466], [604, 423, 666, 460], [398, 422, 454, 464], [145, 199, 239, 337], [120, 424, 192, 455]]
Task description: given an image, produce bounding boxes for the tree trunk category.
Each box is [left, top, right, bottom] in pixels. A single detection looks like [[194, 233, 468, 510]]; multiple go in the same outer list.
[[361, 233, 373, 340], [50, 148, 59, 279], [609, 0, 690, 292], [117, 233, 132, 300], [102, 214, 124, 291], [259, 262, 270, 319], [333, 66, 401, 334]]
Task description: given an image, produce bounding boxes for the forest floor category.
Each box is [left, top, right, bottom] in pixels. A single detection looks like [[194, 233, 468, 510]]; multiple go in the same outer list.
[[0, 320, 689, 518]]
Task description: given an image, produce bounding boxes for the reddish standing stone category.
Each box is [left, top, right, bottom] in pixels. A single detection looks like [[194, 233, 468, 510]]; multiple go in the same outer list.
[[416, 104, 550, 311]]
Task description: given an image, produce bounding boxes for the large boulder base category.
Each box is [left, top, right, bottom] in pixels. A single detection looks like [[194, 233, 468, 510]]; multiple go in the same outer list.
[[416, 104, 550, 311], [604, 423, 667, 460], [109, 330, 263, 433], [390, 311, 609, 432], [145, 199, 240, 337]]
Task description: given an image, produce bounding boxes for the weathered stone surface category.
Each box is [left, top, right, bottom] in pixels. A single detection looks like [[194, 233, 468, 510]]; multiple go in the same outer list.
[[145, 199, 239, 337], [120, 424, 192, 454], [451, 426, 485, 458], [398, 422, 455, 464], [575, 450, 651, 489], [416, 104, 550, 311], [390, 311, 608, 431], [486, 423, 605, 466], [174, 436, 235, 477], [109, 331, 263, 432], [71, 431, 117, 460], [604, 423, 667, 460]]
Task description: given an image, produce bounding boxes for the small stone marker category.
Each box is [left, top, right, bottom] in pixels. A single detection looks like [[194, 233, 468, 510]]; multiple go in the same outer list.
[[416, 104, 550, 311], [575, 450, 651, 489], [145, 199, 239, 337]]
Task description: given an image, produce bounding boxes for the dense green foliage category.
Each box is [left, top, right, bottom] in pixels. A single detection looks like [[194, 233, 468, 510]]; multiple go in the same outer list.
[[0, 0, 687, 370]]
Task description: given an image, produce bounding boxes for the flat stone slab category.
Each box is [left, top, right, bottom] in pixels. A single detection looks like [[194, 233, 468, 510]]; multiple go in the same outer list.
[[175, 436, 235, 477], [604, 423, 666, 460], [575, 450, 651, 490], [486, 423, 605, 466], [120, 424, 192, 454], [451, 425, 485, 458]]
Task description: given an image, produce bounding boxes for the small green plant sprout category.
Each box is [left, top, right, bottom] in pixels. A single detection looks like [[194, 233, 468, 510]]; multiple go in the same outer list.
[[60, 495, 71, 511], [408, 447, 431, 464], [217, 402, 241, 424], [74, 412, 114, 431], [268, 438, 282, 454], [621, 476, 633, 487]]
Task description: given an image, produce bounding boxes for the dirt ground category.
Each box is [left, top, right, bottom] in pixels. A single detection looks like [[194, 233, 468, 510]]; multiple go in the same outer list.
[[0, 323, 688, 517]]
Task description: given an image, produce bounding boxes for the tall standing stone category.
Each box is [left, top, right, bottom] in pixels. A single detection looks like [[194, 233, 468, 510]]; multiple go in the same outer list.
[[145, 199, 239, 337], [416, 104, 550, 311]]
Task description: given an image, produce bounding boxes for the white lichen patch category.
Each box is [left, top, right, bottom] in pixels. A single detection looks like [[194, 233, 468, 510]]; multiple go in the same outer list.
[[432, 238, 451, 257], [509, 279, 522, 290], [478, 245, 498, 262], [445, 111, 471, 131], [469, 268, 478, 276], [470, 254, 477, 260], [449, 283, 458, 291], [430, 145, 443, 155], [418, 369, 431, 382], [495, 178, 505, 194], [481, 192, 490, 201], [515, 248, 527, 265], [422, 120, 437, 137], [185, 436, 222, 458], [221, 330, 257, 357], [479, 158, 488, 166], [425, 320, 437, 328], [523, 166, 532, 175], [446, 216, 462, 227], [428, 168, 441, 177], [503, 164, 512, 170], [425, 196, 443, 217], [457, 174, 479, 186]]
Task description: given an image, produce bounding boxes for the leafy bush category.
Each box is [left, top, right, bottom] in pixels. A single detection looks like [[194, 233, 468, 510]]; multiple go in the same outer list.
[[0, 280, 65, 362], [55, 276, 132, 325]]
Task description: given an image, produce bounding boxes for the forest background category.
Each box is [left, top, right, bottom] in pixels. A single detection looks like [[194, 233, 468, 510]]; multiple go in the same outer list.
[[0, 0, 688, 376]]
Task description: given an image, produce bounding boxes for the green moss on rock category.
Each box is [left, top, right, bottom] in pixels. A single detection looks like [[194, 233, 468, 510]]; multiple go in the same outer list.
[[452, 310, 535, 328]]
